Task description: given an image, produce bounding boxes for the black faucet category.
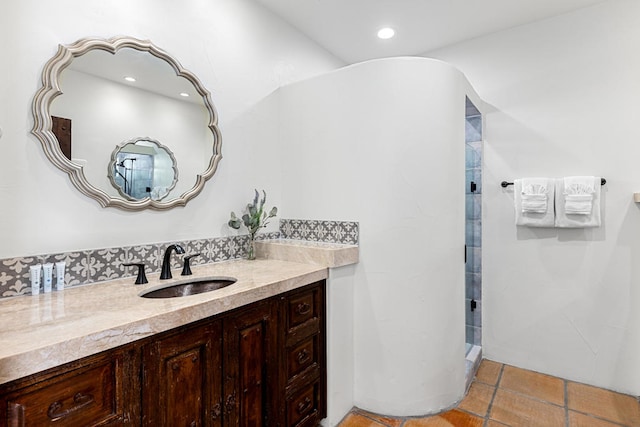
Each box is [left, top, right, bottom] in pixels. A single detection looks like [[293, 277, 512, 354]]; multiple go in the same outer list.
[[160, 244, 185, 280]]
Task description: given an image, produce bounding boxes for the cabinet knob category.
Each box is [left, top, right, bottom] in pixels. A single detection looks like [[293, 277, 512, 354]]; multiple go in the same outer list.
[[296, 397, 312, 415], [296, 302, 311, 315], [297, 349, 310, 365]]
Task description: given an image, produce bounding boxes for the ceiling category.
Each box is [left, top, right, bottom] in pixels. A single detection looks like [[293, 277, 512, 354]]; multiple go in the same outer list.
[[68, 47, 204, 104], [254, 0, 607, 64]]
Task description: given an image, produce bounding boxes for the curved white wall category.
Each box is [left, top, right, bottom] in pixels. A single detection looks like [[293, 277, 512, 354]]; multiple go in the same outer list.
[[278, 57, 483, 416]]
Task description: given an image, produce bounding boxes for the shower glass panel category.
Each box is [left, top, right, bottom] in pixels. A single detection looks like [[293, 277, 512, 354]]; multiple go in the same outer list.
[[465, 98, 482, 355], [113, 152, 154, 199]]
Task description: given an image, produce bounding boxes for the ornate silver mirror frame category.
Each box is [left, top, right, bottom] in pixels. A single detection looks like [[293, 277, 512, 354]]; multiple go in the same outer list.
[[31, 36, 222, 210], [108, 137, 179, 202]]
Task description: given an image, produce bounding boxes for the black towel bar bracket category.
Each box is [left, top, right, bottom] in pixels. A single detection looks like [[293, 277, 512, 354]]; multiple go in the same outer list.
[[501, 178, 606, 188]]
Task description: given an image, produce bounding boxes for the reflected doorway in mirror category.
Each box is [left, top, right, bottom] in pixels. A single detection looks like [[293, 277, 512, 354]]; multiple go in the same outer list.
[[109, 137, 178, 201]]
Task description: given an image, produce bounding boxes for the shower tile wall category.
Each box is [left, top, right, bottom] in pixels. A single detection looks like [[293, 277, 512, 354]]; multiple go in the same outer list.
[[465, 115, 482, 346]]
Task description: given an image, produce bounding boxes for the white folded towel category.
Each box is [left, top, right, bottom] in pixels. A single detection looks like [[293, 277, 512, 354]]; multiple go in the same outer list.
[[514, 178, 554, 227], [521, 194, 547, 213], [564, 176, 595, 194], [565, 194, 593, 215], [563, 176, 595, 215], [555, 176, 601, 228]]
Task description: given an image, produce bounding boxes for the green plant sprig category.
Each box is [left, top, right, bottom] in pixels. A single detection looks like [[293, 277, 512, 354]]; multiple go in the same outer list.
[[228, 189, 278, 238]]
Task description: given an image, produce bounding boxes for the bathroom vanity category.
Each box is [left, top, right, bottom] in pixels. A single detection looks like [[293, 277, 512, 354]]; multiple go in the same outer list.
[[0, 259, 332, 426]]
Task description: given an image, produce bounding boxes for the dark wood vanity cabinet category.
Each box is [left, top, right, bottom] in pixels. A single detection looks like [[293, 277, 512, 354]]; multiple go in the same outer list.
[[0, 280, 326, 427]]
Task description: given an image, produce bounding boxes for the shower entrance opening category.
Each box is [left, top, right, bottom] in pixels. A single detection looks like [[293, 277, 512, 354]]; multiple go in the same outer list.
[[465, 97, 482, 364]]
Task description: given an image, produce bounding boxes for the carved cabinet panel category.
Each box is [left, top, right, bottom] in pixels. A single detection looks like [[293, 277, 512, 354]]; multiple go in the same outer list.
[[223, 301, 277, 427], [141, 320, 223, 427]]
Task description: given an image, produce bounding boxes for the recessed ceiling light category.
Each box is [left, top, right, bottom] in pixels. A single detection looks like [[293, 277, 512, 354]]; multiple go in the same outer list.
[[124, 76, 136, 82], [179, 92, 190, 97], [377, 27, 395, 40]]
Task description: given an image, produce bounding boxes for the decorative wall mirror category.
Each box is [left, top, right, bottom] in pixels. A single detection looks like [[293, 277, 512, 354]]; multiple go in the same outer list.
[[32, 36, 222, 210], [108, 137, 178, 201]]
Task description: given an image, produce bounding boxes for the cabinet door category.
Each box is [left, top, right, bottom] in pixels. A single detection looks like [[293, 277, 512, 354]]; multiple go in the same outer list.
[[223, 301, 278, 427], [142, 320, 223, 427]]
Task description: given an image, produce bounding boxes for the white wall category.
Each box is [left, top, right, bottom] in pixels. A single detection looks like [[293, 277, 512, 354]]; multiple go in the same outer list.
[[0, 0, 343, 259], [324, 265, 356, 426], [278, 57, 482, 415], [426, 0, 640, 395]]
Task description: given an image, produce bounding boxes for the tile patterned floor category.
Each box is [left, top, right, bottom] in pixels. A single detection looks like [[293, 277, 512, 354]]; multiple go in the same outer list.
[[338, 359, 640, 427]]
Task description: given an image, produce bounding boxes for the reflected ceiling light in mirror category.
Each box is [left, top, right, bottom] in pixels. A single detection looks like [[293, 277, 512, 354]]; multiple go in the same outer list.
[[377, 27, 395, 39]]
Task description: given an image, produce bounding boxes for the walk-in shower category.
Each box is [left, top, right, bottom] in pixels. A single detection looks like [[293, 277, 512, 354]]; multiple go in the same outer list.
[[465, 97, 482, 387]]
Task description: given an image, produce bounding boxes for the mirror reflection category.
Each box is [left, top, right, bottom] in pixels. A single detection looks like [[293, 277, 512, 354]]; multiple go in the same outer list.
[[50, 47, 212, 202], [32, 37, 222, 210], [109, 137, 177, 201]]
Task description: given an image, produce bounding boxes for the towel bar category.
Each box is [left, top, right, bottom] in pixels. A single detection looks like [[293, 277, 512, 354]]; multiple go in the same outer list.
[[501, 178, 606, 188]]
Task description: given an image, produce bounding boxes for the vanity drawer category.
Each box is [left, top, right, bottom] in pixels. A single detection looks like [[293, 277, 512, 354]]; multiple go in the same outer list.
[[284, 283, 322, 344], [287, 292, 316, 329], [286, 335, 319, 381], [2, 354, 123, 426], [286, 381, 321, 427]]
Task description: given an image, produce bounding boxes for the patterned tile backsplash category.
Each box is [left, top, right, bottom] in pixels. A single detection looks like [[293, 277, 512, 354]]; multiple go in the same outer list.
[[279, 219, 358, 244], [0, 219, 358, 298]]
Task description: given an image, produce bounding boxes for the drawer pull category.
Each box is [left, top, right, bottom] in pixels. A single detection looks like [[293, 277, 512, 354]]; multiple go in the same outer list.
[[47, 392, 94, 420], [295, 302, 311, 315], [296, 397, 312, 415], [297, 349, 310, 365]]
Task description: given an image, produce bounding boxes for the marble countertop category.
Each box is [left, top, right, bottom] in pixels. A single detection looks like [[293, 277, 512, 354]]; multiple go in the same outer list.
[[0, 259, 328, 385], [256, 239, 359, 267]]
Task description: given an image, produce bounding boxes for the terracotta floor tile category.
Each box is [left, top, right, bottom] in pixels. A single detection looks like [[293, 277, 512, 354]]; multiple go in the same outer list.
[[499, 364, 565, 405], [339, 413, 390, 427], [567, 382, 640, 426], [476, 359, 502, 386], [486, 421, 510, 427], [458, 381, 495, 417], [490, 389, 565, 427], [353, 408, 403, 427], [569, 411, 625, 427], [403, 409, 484, 427]]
